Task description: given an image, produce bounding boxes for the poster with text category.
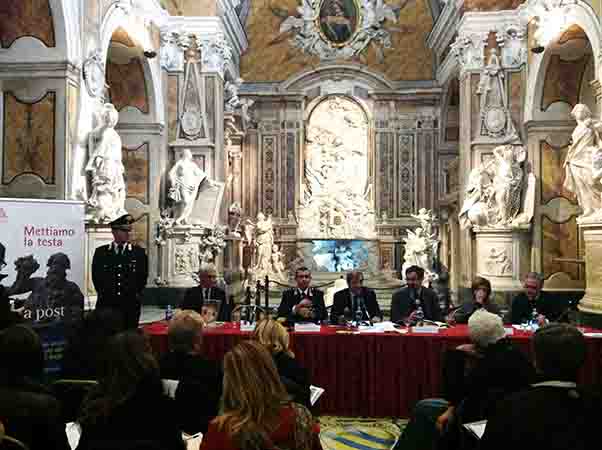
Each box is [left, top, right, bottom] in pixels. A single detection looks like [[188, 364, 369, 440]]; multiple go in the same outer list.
[[0, 198, 85, 373]]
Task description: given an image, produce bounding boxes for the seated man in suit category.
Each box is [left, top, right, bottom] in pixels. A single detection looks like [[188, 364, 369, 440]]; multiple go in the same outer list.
[[180, 264, 230, 322], [330, 271, 382, 324], [509, 272, 564, 325], [159, 310, 222, 434], [277, 267, 327, 324], [481, 324, 601, 450], [391, 266, 442, 325]]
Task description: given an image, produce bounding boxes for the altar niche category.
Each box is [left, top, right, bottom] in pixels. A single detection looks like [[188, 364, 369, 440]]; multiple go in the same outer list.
[[298, 95, 376, 240]]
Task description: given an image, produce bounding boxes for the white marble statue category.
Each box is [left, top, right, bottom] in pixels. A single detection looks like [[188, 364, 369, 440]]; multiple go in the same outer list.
[[224, 77, 243, 112], [459, 145, 533, 229], [228, 202, 242, 237], [271, 244, 287, 281], [563, 103, 602, 218], [253, 212, 274, 274], [168, 149, 211, 225], [298, 96, 376, 239], [85, 103, 127, 223], [402, 209, 440, 285]]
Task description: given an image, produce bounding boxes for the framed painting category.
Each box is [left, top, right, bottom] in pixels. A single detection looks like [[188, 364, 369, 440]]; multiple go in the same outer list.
[[317, 0, 359, 46]]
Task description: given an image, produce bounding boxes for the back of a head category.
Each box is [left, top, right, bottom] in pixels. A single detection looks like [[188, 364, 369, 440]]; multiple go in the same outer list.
[[167, 310, 203, 353], [468, 310, 505, 349], [0, 325, 44, 380], [253, 319, 292, 357], [220, 341, 289, 436], [534, 324, 586, 381]]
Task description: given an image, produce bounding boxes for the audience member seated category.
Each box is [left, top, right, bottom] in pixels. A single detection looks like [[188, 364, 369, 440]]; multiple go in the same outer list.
[[510, 272, 565, 324], [395, 310, 535, 450], [0, 285, 22, 331], [0, 325, 69, 450], [391, 266, 442, 324], [61, 308, 124, 380], [277, 267, 327, 324], [180, 265, 230, 322], [159, 310, 222, 434], [253, 319, 311, 408], [76, 331, 184, 450], [448, 276, 500, 324], [481, 324, 602, 450], [200, 341, 322, 450], [331, 271, 382, 324]]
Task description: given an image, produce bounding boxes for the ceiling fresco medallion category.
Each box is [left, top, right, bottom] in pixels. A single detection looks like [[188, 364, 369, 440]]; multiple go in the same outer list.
[[273, 0, 401, 61]]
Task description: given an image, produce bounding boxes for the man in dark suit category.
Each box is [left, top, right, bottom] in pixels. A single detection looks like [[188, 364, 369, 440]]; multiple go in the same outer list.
[[391, 265, 442, 324], [509, 272, 565, 324], [92, 214, 148, 329], [277, 266, 327, 324], [481, 324, 600, 450], [181, 264, 230, 322], [330, 271, 382, 324]]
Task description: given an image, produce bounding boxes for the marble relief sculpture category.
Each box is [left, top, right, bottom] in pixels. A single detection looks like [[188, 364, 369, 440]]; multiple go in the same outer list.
[[402, 208, 440, 285], [224, 77, 244, 112], [298, 96, 376, 239], [459, 145, 534, 229], [563, 104, 602, 218], [167, 149, 213, 225], [85, 103, 127, 223]]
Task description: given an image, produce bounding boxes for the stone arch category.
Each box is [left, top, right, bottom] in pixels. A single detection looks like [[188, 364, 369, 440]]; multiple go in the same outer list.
[[525, 1, 601, 122]]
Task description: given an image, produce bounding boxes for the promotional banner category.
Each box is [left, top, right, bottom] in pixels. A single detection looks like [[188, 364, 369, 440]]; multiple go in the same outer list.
[[0, 198, 86, 373]]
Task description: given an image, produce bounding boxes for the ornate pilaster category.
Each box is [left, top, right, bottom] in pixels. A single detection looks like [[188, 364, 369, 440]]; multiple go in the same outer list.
[[450, 32, 489, 76]]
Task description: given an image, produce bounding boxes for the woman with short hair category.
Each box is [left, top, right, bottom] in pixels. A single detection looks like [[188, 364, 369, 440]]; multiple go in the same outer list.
[[200, 340, 322, 450], [449, 276, 500, 324]]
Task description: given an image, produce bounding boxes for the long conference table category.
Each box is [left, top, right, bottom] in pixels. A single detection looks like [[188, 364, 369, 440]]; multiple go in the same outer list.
[[143, 322, 602, 418]]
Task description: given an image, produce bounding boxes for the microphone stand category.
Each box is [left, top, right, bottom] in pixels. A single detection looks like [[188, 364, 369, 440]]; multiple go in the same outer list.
[[359, 297, 372, 327]]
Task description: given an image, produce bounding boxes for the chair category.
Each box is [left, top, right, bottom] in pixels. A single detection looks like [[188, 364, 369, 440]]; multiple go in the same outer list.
[[51, 379, 99, 422]]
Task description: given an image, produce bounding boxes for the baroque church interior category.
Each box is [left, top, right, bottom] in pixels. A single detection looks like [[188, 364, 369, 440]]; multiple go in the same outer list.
[[2, 0, 602, 325]]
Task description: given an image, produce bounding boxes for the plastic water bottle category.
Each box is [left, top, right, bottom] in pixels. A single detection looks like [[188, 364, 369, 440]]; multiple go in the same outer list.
[[530, 307, 539, 329], [165, 304, 173, 321], [415, 306, 425, 324]]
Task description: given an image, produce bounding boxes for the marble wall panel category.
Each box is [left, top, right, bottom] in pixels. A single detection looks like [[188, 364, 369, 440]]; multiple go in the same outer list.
[[541, 216, 580, 280], [0, 0, 55, 48], [470, 74, 480, 141], [167, 75, 179, 142], [66, 84, 79, 184], [110, 27, 136, 47], [131, 213, 149, 249], [540, 141, 576, 205], [509, 71, 523, 133], [541, 55, 589, 111], [106, 59, 150, 114], [240, 0, 434, 82], [2, 91, 55, 184], [123, 143, 149, 204]]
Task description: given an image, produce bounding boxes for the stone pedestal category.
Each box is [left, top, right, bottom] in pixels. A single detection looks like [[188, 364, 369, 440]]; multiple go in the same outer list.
[[578, 221, 602, 315], [474, 226, 531, 291], [84, 223, 114, 304]]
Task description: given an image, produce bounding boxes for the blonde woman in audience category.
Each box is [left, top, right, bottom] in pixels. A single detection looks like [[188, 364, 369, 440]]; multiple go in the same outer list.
[[200, 341, 322, 450], [253, 319, 311, 407]]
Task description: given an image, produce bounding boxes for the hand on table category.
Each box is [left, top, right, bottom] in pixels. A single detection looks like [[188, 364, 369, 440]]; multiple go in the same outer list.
[[435, 406, 455, 433], [372, 316, 381, 323], [294, 299, 313, 319]]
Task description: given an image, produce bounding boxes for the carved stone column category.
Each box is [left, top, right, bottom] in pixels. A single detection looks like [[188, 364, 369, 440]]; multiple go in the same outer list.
[[578, 220, 602, 315], [474, 226, 531, 291]]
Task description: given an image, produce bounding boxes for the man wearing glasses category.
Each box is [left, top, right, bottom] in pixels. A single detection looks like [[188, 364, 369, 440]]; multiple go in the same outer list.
[[331, 271, 382, 324], [277, 266, 327, 324], [181, 264, 230, 322]]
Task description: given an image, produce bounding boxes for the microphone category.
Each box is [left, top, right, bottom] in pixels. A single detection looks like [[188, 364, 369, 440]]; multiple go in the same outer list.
[[359, 296, 372, 326]]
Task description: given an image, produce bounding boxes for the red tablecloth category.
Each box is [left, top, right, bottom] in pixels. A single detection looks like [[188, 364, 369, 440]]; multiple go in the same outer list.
[[143, 323, 602, 418]]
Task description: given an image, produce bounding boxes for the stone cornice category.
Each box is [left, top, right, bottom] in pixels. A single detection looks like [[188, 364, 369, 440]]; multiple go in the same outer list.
[[217, 0, 248, 57], [436, 50, 459, 86], [116, 122, 165, 135], [0, 61, 80, 79], [427, 0, 463, 57]]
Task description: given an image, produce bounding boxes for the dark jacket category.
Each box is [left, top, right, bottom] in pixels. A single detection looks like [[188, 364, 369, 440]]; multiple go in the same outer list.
[[277, 288, 327, 324], [390, 287, 442, 323], [452, 300, 500, 324], [0, 376, 69, 450], [273, 351, 311, 408], [180, 286, 230, 322], [481, 384, 602, 450], [509, 291, 566, 324], [92, 244, 148, 329], [330, 287, 382, 324], [77, 378, 184, 450], [159, 351, 223, 434]]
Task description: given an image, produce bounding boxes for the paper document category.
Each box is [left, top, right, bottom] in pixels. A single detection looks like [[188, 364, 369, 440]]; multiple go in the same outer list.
[[162, 378, 179, 399], [310, 385, 325, 406], [183, 432, 203, 450], [66, 422, 82, 450], [584, 332, 602, 337], [294, 323, 322, 332], [463, 420, 487, 439]]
